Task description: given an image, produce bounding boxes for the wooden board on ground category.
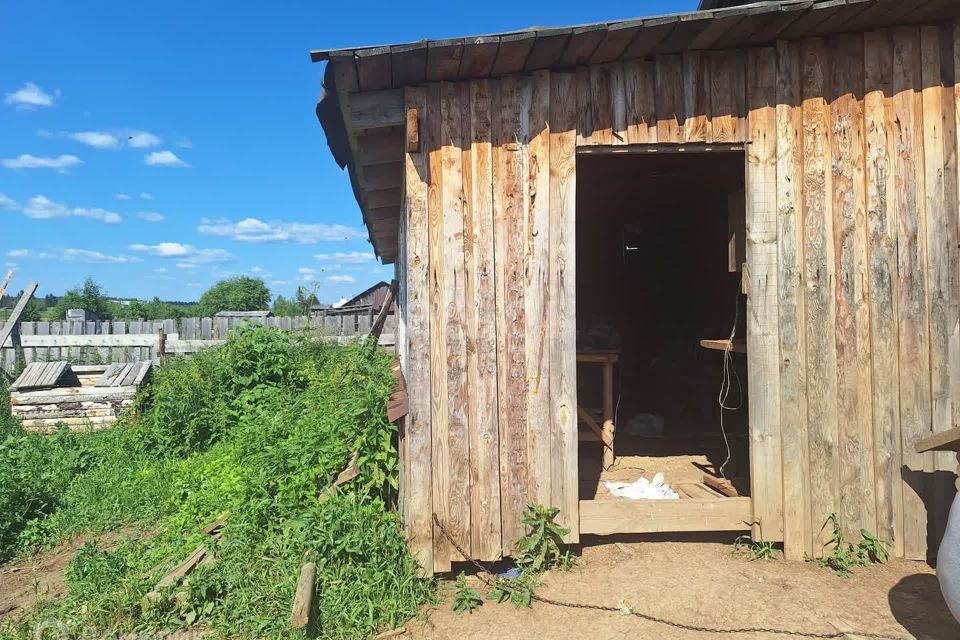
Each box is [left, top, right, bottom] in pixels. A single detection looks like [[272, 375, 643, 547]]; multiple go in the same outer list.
[[579, 497, 753, 535]]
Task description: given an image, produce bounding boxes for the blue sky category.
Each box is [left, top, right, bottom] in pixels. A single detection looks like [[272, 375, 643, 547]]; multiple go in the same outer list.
[[0, 0, 693, 304]]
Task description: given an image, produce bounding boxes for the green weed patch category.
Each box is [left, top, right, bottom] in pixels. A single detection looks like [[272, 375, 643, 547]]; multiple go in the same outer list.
[[0, 327, 433, 639]]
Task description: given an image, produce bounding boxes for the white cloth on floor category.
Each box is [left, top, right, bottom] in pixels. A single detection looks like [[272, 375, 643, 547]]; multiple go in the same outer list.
[[603, 472, 679, 500]]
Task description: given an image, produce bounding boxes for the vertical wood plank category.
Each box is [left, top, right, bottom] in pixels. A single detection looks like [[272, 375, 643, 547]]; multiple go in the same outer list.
[[830, 34, 877, 540], [776, 39, 812, 560], [711, 50, 748, 143], [610, 63, 627, 145], [746, 47, 784, 542], [526, 70, 552, 508], [801, 37, 841, 543], [439, 81, 471, 563], [549, 71, 580, 543], [425, 83, 451, 574], [403, 86, 434, 573], [589, 64, 614, 145], [656, 55, 684, 143], [466, 79, 503, 560], [683, 51, 712, 143], [624, 60, 658, 144], [864, 29, 904, 556], [892, 26, 933, 560], [494, 75, 530, 554], [576, 67, 592, 146]]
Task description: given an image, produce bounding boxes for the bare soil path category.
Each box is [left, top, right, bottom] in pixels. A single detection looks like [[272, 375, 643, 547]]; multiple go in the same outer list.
[[409, 537, 958, 640]]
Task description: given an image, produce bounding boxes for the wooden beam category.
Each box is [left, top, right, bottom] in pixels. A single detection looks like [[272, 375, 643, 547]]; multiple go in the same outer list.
[[406, 107, 420, 152], [0, 270, 12, 298], [365, 187, 402, 209], [916, 426, 960, 453], [360, 163, 403, 191], [370, 280, 397, 340], [579, 497, 754, 535], [349, 89, 405, 131], [354, 132, 404, 167], [0, 281, 37, 348]]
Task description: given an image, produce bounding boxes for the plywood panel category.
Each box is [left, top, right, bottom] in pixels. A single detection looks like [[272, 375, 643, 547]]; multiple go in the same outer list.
[[801, 38, 841, 544], [892, 27, 933, 561], [549, 71, 580, 543], [425, 83, 451, 574], [775, 40, 811, 560], [465, 79, 503, 561], [623, 60, 657, 144], [494, 75, 530, 554], [746, 47, 784, 542], [526, 70, 552, 508], [829, 34, 876, 540], [863, 29, 904, 556], [439, 81, 471, 562]]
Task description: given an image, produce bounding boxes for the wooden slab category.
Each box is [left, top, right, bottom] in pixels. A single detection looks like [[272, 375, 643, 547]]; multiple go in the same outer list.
[[579, 497, 753, 535], [916, 427, 960, 453], [9, 362, 69, 391]]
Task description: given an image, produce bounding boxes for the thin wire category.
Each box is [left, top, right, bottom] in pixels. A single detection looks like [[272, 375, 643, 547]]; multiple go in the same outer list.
[[717, 271, 745, 479]]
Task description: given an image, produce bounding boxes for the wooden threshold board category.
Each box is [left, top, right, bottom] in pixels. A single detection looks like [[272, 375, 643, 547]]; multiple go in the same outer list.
[[579, 497, 753, 535]]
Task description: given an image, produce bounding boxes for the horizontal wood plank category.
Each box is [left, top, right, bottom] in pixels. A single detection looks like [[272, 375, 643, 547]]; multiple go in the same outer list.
[[579, 498, 753, 535]]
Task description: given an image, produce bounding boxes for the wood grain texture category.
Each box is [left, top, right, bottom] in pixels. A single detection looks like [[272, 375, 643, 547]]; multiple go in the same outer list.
[[892, 27, 933, 561], [579, 498, 753, 535], [549, 71, 580, 543], [863, 29, 904, 556], [526, 70, 552, 508], [493, 75, 530, 554], [425, 83, 451, 573], [439, 81, 471, 563], [775, 39, 812, 560], [655, 55, 684, 143], [746, 47, 784, 542], [682, 51, 712, 143], [801, 38, 841, 545], [829, 34, 876, 541], [589, 64, 614, 146], [402, 85, 434, 574], [623, 60, 657, 144], [576, 66, 592, 147], [465, 79, 503, 561], [711, 50, 747, 143]]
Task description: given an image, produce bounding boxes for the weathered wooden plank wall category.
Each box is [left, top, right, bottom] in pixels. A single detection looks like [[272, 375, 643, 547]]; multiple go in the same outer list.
[[399, 23, 960, 572]]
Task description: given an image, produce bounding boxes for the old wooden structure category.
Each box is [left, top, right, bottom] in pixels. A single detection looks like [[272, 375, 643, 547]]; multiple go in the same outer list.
[[313, 0, 960, 573]]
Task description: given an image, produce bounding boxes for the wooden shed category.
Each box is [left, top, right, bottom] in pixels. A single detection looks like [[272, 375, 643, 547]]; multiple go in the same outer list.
[[313, 0, 960, 573]]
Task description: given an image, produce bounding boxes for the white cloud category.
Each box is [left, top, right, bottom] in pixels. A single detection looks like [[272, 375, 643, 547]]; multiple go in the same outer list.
[[198, 217, 365, 244], [69, 131, 120, 149], [327, 274, 356, 284], [175, 138, 193, 149], [250, 266, 264, 274], [129, 242, 233, 268], [135, 211, 165, 223], [270, 279, 289, 286], [1, 154, 82, 172], [314, 251, 375, 264], [6, 248, 139, 264], [1, 194, 122, 224], [145, 150, 188, 167], [139, 192, 153, 200], [5, 82, 56, 110], [114, 193, 132, 200], [127, 131, 162, 148], [297, 267, 318, 282], [154, 267, 168, 273], [332, 297, 349, 308]]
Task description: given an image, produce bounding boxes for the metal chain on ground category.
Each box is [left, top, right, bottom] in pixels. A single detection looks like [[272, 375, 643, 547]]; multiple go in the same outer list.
[[432, 514, 912, 640]]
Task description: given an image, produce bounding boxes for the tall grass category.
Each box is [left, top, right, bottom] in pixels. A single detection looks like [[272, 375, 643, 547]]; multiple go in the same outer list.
[[0, 327, 432, 639]]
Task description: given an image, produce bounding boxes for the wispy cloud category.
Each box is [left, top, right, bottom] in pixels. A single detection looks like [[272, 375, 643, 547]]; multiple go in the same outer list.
[[7, 248, 140, 264], [41, 128, 162, 150], [199, 217, 365, 244], [139, 192, 153, 200], [129, 242, 233, 268], [114, 193, 132, 201], [297, 267, 318, 282], [135, 212, 165, 223], [127, 131, 162, 148], [145, 150, 188, 167], [0, 194, 122, 224], [327, 274, 355, 284], [66, 131, 120, 149], [314, 251, 375, 264], [1, 154, 82, 172], [5, 82, 57, 110], [175, 138, 193, 149]]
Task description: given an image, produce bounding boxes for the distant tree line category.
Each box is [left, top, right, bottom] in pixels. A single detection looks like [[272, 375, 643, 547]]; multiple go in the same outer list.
[[1, 276, 328, 322]]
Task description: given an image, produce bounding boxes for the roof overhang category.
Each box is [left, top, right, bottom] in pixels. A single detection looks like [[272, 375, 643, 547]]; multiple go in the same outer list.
[[313, 0, 960, 264]]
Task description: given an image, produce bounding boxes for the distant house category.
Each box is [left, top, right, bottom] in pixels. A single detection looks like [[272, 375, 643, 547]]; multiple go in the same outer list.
[[66, 308, 99, 322], [311, 281, 392, 316]]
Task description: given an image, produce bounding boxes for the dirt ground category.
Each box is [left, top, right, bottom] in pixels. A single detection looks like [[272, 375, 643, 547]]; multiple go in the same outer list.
[[408, 536, 959, 640]]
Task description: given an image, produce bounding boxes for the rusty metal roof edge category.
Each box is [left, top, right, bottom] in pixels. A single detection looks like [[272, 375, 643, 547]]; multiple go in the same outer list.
[[308, 0, 806, 62]]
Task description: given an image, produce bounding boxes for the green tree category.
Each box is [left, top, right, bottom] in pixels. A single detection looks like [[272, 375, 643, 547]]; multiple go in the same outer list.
[[48, 278, 114, 321], [271, 295, 301, 317], [197, 277, 270, 316], [295, 285, 320, 314]]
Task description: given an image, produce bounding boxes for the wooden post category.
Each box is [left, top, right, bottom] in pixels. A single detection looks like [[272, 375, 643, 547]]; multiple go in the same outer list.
[[602, 361, 615, 469], [291, 562, 317, 630], [0, 270, 12, 299], [369, 280, 397, 341], [10, 323, 23, 371], [157, 327, 166, 364], [0, 282, 38, 350]]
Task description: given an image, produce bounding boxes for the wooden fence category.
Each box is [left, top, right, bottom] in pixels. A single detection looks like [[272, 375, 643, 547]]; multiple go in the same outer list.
[[0, 312, 396, 374]]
